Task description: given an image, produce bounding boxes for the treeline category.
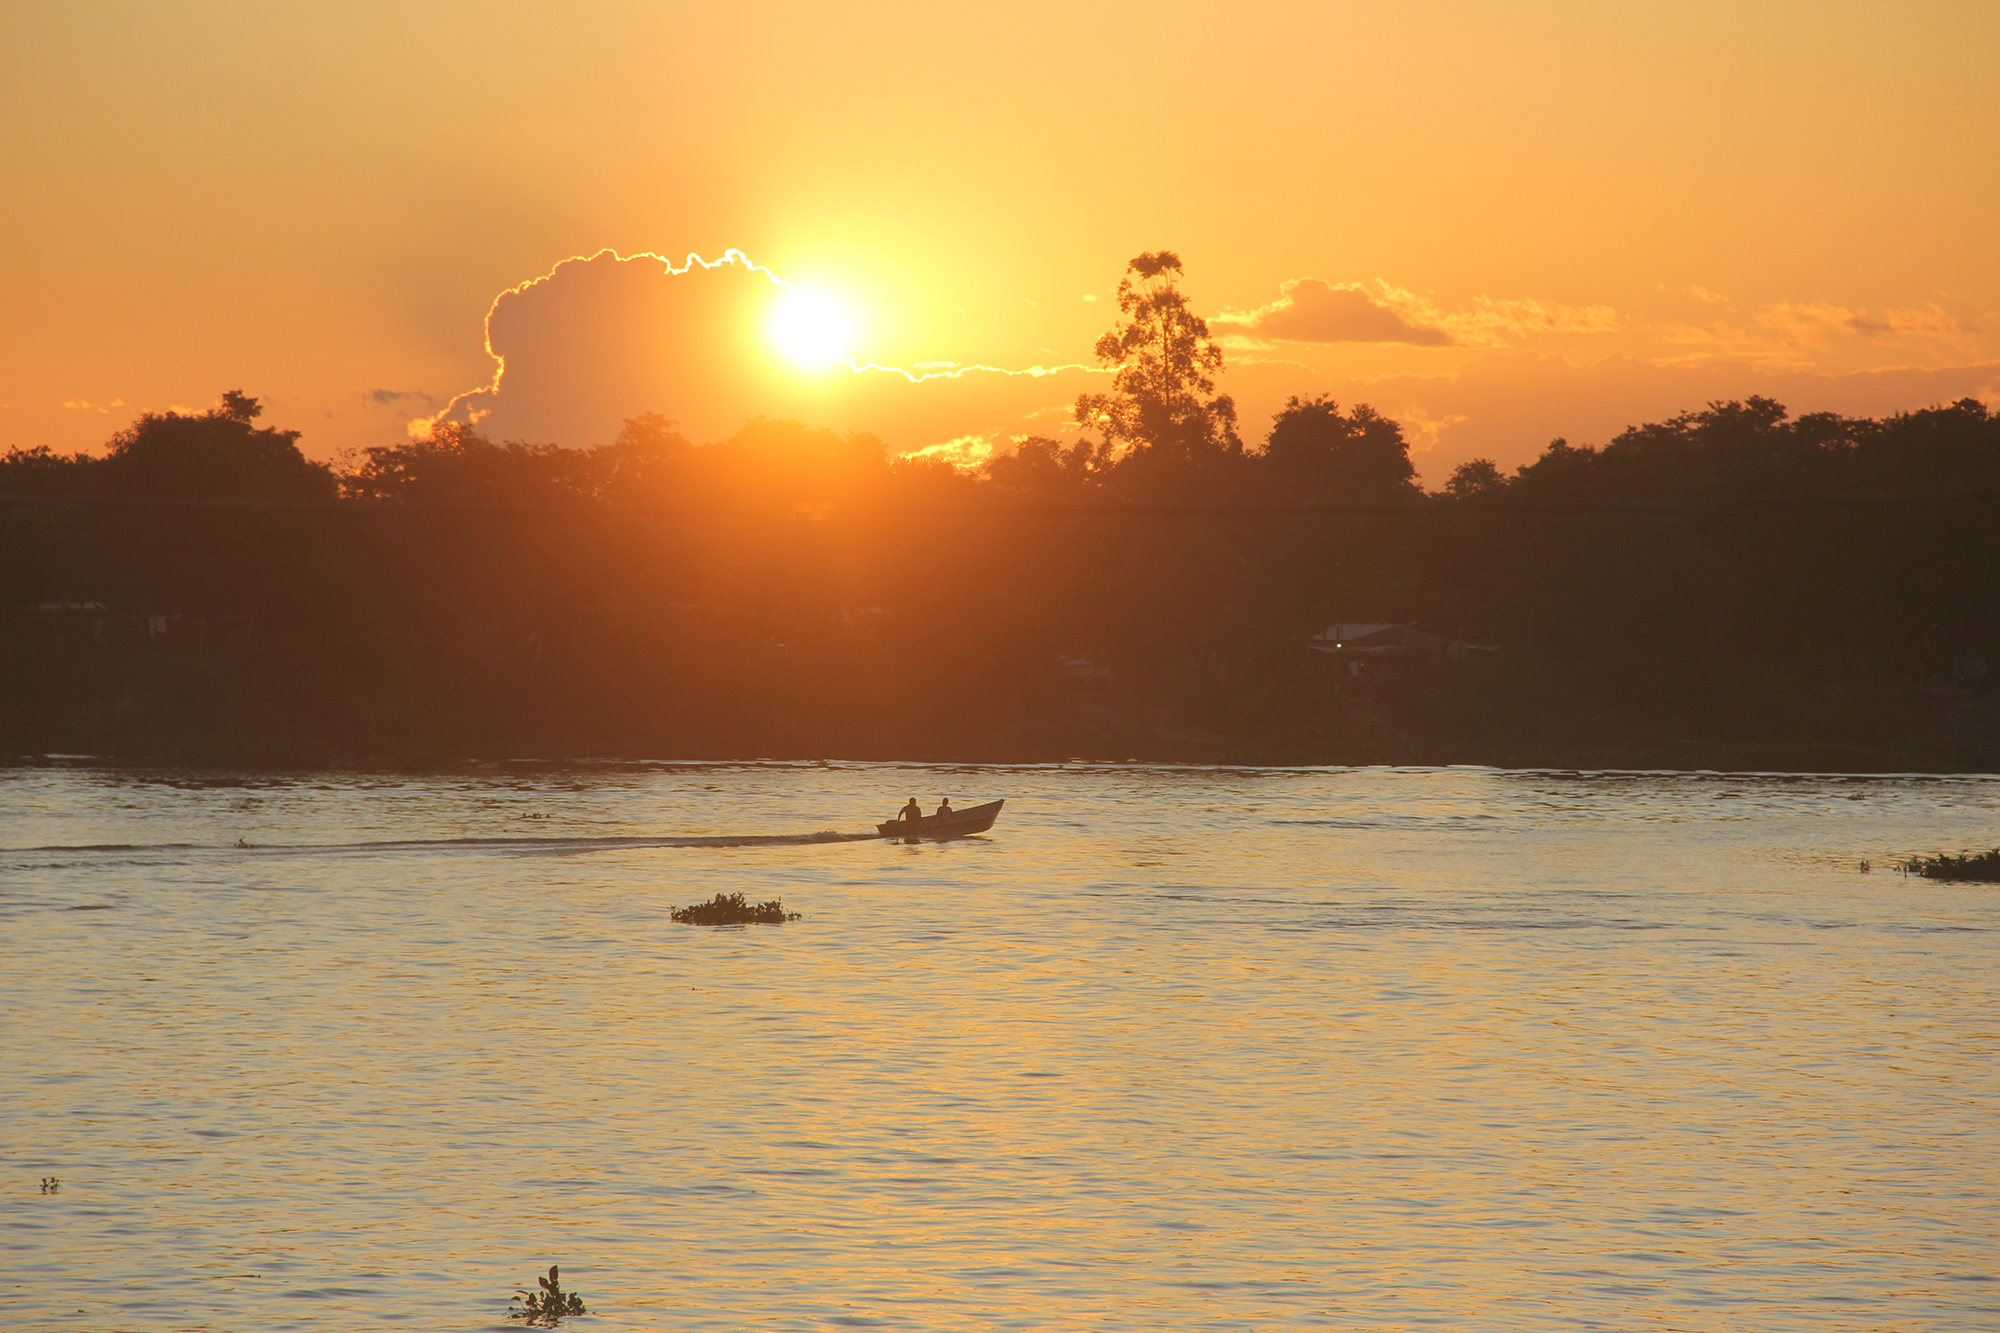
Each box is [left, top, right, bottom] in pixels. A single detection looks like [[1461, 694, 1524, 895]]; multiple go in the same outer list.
[[3, 252, 1996, 768], [6, 386, 1994, 510], [3, 391, 338, 503], [9, 307, 1993, 517], [0, 391, 1427, 512]]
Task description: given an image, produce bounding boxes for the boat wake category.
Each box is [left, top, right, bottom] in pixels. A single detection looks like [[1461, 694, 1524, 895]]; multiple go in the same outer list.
[[4, 829, 885, 863]]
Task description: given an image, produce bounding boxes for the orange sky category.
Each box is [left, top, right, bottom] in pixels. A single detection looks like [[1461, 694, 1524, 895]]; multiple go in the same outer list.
[[4, 1, 1995, 483]]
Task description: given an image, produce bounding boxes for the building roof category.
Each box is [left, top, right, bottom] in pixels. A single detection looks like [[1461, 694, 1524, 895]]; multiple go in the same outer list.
[[1311, 623, 1449, 649]]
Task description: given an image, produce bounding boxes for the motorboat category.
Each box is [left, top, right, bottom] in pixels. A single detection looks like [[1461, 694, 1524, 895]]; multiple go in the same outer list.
[[877, 799, 1004, 840]]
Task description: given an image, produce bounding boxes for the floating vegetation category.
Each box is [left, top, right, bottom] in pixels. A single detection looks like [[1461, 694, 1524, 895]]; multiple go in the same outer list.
[[509, 1264, 586, 1326], [670, 891, 801, 925], [1902, 848, 2000, 882], [40, 1177, 60, 1194]]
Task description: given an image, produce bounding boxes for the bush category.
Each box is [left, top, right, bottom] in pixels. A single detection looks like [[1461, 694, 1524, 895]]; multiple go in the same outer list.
[[509, 1264, 586, 1326], [1902, 849, 2000, 882], [670, 892, 801, 925]]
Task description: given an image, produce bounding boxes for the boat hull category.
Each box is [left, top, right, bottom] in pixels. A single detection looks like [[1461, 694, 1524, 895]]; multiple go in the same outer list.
[[877, 799, 1004, 840]]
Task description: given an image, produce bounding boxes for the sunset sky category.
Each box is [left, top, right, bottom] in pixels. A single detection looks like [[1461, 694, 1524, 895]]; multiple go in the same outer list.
[[4, 1, 1995, 483]]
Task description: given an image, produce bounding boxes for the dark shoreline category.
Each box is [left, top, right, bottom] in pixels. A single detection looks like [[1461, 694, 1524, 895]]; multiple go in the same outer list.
[[8, 737, 1998, 777]]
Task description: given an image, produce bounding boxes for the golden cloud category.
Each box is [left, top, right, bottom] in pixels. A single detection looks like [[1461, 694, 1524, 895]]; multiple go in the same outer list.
[[1215, 279, 1617, 350], [1213, 279, 1452, 347]]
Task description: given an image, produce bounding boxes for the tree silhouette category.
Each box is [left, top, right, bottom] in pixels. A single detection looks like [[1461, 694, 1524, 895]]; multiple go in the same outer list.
[[3, 384, 1998, 768], [592, 412, 693, 505], [101, 391, 336, 503], [1443, 457, 1509, 501], [1260, 395, 1418, 499], [1852, 397, 1998, 493], [1073, 251, 1240, 470], [1506, 396, 2000, 500], [0, 445, 101, 497], [984, 435, 1112, 496], [340, 421, 578, 506]]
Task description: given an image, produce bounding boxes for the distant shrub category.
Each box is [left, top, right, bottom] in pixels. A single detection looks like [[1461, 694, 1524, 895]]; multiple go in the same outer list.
[[670, 892, 801, 925], [1903, 849, 2000, 882]]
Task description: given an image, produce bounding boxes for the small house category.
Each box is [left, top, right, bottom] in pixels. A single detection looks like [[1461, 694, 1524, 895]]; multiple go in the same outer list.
[[1306, 623, 1497, 677]]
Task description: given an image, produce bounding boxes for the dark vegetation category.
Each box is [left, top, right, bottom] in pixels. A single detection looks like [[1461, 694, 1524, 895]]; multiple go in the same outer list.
[[1902, 849, 2000, 882], [510, 1265, 586, 1326], [4, 252, 1997, 770], [670, 892, 801, 925]]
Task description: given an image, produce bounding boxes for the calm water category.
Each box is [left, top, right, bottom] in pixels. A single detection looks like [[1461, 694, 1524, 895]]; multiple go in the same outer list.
[[3, 763, 1997, 1332]]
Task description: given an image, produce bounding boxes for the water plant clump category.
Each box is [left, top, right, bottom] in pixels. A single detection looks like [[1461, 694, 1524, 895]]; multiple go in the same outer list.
[[509, 1264, 586, 1326], [670, 892, 801, 925], [1902, 848, 2000, 882]]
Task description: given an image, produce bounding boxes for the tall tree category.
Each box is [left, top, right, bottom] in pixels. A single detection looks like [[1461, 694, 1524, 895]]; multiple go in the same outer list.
[[1073, 251, 1240, 469]]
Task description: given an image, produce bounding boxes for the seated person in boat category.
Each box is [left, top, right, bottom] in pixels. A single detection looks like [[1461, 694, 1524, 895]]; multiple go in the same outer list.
[[935, 798, 954, 819], [897, 796, 924, 825]]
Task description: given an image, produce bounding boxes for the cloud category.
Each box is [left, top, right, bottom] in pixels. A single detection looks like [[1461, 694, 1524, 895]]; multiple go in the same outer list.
[[1389, 404, 1471, 454], [1215, 278, 1619, 350], [897, 434, 996, 470], [1213, 278, 1452, 347], [1433, 292, 1620, 343], [365, 388, 436, 407], [1663, 300, 1980, 368], [426, 249, 1099, 451]]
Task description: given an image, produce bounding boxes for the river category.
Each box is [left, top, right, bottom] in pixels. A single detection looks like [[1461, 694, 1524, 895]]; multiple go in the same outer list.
[[3, 762, 1996, 1331]]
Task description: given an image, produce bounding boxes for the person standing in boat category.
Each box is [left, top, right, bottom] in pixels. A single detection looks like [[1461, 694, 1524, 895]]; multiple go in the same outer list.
[[898, 796, 924, 825], [935, 797, 954, 820]]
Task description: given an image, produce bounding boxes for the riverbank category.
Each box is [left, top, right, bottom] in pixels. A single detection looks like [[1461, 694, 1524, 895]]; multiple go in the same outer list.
[[8, 634, 1997, 774], [7, 731, 1997, 775]]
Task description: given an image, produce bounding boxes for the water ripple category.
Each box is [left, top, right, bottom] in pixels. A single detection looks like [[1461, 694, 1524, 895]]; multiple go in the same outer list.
[[2, 764, 1996, 1331]]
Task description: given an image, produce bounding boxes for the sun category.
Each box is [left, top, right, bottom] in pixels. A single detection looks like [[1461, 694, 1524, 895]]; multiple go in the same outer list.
[[767, 286, 857, 370]]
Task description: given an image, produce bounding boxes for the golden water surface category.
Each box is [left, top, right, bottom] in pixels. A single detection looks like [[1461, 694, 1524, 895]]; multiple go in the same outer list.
[[3, 763, 1996, 1331]]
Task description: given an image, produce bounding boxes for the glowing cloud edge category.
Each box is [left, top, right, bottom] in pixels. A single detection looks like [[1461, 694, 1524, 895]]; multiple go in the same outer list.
[[412, 247, 1106, 441]]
